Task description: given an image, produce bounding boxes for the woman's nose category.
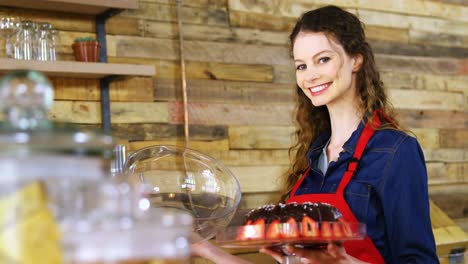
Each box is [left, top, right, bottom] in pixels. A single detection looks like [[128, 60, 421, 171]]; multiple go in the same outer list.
[[304, 67, 319, 83]]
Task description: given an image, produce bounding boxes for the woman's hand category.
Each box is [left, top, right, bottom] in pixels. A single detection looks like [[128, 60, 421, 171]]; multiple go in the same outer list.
[[260, 243, 368, 264]]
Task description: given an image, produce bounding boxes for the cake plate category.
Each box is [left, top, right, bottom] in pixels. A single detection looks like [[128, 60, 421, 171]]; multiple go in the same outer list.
[[217, 221, 366, 264]]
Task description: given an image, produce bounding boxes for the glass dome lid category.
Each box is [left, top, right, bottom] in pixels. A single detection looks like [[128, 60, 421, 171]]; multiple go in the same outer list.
[[124, 145, 242, 241]]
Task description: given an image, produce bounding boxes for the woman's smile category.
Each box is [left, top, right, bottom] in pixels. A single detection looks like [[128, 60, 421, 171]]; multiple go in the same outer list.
[[309, 82, 332, 96]]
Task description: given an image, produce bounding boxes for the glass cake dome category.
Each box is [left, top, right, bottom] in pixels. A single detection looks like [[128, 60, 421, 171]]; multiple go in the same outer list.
[[124, 145, 242, 241]]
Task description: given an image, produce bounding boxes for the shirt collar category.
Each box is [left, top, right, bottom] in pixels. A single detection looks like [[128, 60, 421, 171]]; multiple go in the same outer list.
[[342, 120, 365, 154], [307, 130, 330, 168], [306, 118, 366, 166]]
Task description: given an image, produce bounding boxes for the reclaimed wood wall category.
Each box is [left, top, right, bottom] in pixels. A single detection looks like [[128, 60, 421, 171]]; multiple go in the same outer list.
[[1, 0, 467, 261]]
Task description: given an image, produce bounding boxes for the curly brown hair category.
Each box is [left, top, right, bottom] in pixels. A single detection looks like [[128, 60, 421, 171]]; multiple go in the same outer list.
[[280, 5, 401, 201]]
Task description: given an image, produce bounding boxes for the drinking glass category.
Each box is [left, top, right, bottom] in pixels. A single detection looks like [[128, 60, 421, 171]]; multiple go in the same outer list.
[[15, 20, 36, 60], [36, 22, 53, 61], [0, 16, 21, 58], [49, 28, 60, 61]]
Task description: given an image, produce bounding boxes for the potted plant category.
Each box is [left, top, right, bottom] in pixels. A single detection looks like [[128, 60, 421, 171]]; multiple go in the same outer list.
[[71, 37, 101, 62]]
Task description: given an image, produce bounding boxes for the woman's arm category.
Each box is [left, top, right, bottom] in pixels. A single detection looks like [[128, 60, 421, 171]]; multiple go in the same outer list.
[[191, 240, 252, 264], [379, 136, 438, 263]]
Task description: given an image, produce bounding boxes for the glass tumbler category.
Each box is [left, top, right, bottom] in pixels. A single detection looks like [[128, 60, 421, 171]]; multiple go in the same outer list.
[[48, 28, 60, 61], [0, 16, 21, 58], [15, 20, 36, 60], [36, 22, 53, 61]]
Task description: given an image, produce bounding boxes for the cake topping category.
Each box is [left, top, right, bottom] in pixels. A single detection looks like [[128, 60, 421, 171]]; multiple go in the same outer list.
[[244, 202, 339, 224]]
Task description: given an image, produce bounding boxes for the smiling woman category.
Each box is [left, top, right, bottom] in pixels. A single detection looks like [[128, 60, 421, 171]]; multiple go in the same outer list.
[[270, 5, 439, 264]]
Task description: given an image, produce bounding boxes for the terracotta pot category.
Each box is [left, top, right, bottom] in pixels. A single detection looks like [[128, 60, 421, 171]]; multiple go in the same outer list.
[[72, 42, 101, 62]]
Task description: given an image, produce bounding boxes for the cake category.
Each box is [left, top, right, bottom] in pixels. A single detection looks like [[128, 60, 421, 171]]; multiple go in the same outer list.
[[236, 202, 353, 241]]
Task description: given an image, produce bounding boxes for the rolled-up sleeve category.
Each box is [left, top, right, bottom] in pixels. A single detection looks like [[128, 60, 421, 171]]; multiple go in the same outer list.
[[380, 136, 439, 263]]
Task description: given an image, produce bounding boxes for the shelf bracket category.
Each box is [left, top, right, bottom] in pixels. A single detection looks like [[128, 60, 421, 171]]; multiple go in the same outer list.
[[99, 75, 121, 131], [96, 8, 123, 132]]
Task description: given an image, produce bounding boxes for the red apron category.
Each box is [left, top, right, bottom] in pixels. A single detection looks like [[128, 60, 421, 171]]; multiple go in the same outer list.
[[286, 111, 385, 264]]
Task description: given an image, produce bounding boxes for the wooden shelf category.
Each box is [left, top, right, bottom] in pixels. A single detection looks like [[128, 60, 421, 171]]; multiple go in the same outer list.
[[0, 0, 139, 15], [0, 0, 148, 131], [0, 58, 155, 79]]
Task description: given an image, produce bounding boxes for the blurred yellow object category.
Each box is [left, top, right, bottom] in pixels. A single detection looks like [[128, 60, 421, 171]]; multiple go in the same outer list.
[[0, 182, 63, 264], [0, 182, 46, 228]]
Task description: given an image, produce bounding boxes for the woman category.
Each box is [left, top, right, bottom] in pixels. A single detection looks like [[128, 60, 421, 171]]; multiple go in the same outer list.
[[193, 5, 438, 263]]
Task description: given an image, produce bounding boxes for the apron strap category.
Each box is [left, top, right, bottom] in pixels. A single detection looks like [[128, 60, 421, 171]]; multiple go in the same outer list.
[[289, 167, 310, 198], [336, 111, 382, 194]]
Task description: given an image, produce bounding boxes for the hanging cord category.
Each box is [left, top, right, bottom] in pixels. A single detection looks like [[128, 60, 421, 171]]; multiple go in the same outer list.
[[176, 0, 190, 148], [176, 0, 200, 219]]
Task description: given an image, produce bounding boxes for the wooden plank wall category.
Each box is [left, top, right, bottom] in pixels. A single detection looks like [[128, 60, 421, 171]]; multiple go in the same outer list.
[[0, 0, 466, 261]]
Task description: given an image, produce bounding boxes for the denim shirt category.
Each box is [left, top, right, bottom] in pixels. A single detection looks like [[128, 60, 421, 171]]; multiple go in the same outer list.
[[295, 121, 439, 263]]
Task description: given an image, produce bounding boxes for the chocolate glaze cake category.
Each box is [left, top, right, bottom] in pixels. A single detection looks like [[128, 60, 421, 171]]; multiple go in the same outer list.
[[244, 202, 341, 224], [236, 202, 351, 241]]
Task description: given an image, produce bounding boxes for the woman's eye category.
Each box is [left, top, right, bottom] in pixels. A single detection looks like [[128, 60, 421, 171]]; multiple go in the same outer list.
[[296, 64, 306, 70], [318, 57, 330, 64]]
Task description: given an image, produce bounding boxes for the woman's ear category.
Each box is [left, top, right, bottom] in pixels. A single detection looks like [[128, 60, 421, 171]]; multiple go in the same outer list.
[[352, 54, 363, 72]]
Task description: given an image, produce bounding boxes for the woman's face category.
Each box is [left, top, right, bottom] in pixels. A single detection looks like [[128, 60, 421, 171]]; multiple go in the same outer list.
[[293, 31, 362, 108]]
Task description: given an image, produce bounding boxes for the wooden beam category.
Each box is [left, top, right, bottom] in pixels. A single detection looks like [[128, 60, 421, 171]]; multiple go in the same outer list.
[[423, 149, 468, 163], [381, 72, 468, 93], [366, 25, 409, 43], [0, 0, 139, 15], [357, 9, 468, 35], [207, 150, 290, 166], [228, 126, 295, 149], [168, 102, 294, 126], [111, 123, 228, 141], [142, 0, 227, 9], [397, 109, 467, 129], [108, 57, 273, 82], [412, 128, 440, 149], [389, 89, 465, 111], [410, 29, 468, 49], [240, 192, 281, 209], [143, 20, 289, 45], [48, 101, 168, 124], [227, 0, 346, 18], [440, 129, 468, 148], [121, 2, 229, 27], [429, 0, 467, 5], [376, 54, 462, 75], [52, 77, 154, 102], [108, 35, 291, 66], [154, 78, 293, 104], [231, 166, 287, 193], [128, 139, 230, 152], [370, 39, 468, 58], [427, 162, 468, 185], [107, 16, 143, 36], [229, 10, 297, 32], [356, 0, 468, 23]]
